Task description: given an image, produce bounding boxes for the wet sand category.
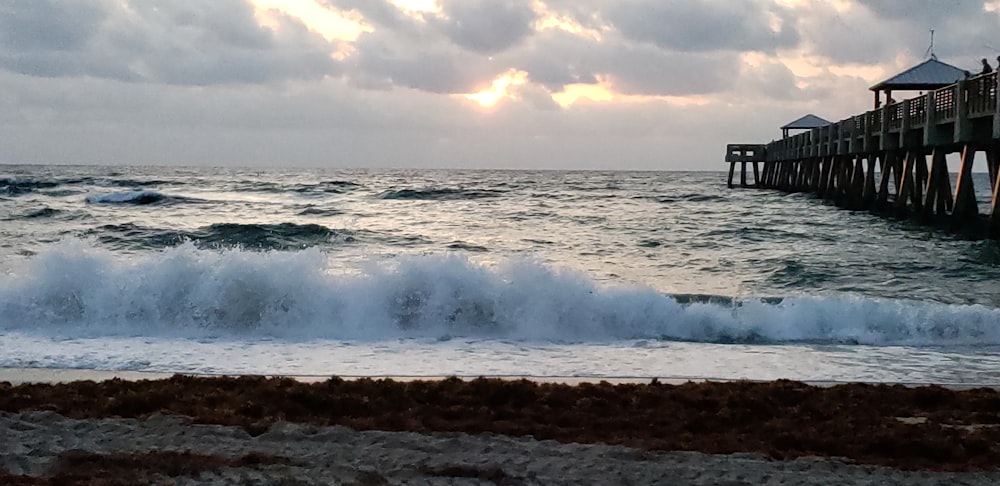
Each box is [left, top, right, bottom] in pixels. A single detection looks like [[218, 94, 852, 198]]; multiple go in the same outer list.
[[3, 374, 1000, 484]]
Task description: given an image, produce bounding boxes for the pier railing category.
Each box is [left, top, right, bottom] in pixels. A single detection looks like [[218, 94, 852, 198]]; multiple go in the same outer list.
[[725, 71, 1000, 238], [763, 72, 998, 161]]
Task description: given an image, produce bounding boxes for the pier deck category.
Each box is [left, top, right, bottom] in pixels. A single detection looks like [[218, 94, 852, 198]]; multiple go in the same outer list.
[[726, 71, 1000, 238]]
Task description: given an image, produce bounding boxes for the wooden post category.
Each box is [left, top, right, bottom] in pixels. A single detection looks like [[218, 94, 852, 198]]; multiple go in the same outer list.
[[914, 152, 928, 213], [895, 151, 916, 214], [862, 154, 878, 209], [795, 160, 808, 192], [988, 146, 1000, 195], [727, 162, 736, 189], [952, 144, 979, 224], [849, 155, 865, 208], [923, 149, 952, 216], [955, 80, 971, 142], [839, 155, 853, 203], [752, 162, 760, 187], [824, 156, 838, 200], [740, 162, 748, 187], [989, 145, 1000, 238], [810, 159, 822, 192], [876, 151, 896, 208]]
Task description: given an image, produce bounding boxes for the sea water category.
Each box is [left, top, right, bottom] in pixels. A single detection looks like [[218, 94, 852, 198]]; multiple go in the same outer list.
[[3, 165, 1000, 384]]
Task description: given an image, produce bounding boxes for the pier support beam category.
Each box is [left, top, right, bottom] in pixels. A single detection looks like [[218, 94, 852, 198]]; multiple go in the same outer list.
[[923, 149, 953, 216], [990, 146, 1000, 238], [861, 155, 878, 209], [952, 145, 979, 227], [894, 151, 919, 215], [876, 151, 895, 208]]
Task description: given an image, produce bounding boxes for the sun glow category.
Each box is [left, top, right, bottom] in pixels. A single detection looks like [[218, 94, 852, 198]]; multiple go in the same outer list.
[[551, 83, 614, 107], [463, 70, 529, 108]]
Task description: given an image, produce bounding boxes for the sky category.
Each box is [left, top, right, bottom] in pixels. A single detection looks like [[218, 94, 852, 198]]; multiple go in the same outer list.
[[1, 0, 999, 171]]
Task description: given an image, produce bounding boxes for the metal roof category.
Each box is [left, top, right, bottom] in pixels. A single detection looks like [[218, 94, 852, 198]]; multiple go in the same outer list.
[[869, 58, 967, 91], [780, 114, 831, 130]]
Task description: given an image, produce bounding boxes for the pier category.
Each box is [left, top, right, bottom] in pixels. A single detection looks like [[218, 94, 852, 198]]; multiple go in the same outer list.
[[726, 62, 1000, 238]]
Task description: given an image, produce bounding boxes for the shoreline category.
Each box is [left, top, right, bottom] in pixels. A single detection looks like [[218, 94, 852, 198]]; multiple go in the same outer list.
[[5, 374, 1000, 469], [5, 373, 1000, 483]]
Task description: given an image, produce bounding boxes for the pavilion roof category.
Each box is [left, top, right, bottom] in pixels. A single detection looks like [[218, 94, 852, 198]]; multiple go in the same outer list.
[[869, 58, 967, 91], [780, 114, 831, 130]]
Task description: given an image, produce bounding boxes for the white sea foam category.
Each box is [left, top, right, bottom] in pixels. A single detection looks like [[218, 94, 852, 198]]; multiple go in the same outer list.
[[2, 240, 1000, 346]]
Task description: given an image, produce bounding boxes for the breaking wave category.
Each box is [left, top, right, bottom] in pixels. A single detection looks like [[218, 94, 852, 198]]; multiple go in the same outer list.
[[2, 241, 1000, 346]]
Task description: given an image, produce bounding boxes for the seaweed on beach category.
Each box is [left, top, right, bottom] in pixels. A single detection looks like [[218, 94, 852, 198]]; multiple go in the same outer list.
[[2, 376, 1000, 471]]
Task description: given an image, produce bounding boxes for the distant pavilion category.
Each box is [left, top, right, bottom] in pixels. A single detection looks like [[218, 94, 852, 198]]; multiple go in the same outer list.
[[869, 57, 968, 108], [780, 114, 831, 139]]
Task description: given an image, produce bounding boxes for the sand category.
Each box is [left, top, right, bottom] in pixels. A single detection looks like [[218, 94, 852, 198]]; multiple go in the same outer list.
[[3, 411, 1000, 485], [4, 373, 1000, 484]]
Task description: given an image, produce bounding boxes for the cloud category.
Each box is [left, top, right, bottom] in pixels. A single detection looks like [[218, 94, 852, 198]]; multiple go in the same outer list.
[[0, 0, 340, 84], [433, 0, 538, 54], [0, 0, 107, 52], [3, 0, 999, 171], [605, 0, 799, 53], [797, 1, 1000, 68]]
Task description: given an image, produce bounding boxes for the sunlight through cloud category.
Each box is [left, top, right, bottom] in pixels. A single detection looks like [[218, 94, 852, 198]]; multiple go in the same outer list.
[[463, 69, 529, 108], [248, 0, 370, 42]]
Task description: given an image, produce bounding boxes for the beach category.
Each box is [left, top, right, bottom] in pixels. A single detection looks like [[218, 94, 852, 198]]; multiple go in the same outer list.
[[6, 167, 1000, 483], [4, 375, 1000, 484]]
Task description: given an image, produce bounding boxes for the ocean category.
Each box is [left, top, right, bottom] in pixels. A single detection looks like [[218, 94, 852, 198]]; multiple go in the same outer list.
[[3, 164, 1000, 385]]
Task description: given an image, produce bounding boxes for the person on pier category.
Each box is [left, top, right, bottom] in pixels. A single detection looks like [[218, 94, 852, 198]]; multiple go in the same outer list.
[[981, 58, 993, 74]]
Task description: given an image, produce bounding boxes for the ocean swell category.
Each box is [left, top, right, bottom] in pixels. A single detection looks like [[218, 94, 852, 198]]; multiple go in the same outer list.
[[377, 188, 505, 200], [85, 191, 166, 205], [86, 222, 354, 251]]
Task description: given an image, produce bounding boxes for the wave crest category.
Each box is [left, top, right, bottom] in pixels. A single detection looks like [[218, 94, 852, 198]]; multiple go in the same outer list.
[[2, 241, 1000, 345], [85, 191, 165, 205]]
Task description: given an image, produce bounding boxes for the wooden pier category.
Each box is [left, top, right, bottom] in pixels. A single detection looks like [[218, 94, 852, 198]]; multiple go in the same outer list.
[[726, 70, 1000, 238]]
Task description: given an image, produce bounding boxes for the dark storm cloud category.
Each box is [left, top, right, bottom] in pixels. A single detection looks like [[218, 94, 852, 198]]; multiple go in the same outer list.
[[0, 0, 340, 85], [605, 0, 799, 53], [433, 0, 538, 54]]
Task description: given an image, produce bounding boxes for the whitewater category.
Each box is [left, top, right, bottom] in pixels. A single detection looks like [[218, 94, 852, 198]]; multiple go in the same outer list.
[[3, 165, 1000, 384]]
